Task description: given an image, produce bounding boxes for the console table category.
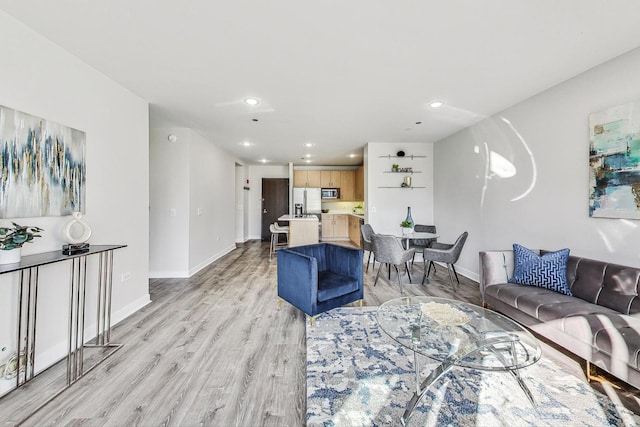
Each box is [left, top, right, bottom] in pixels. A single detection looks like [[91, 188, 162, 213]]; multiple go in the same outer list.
[[0, 244, 126, 418]]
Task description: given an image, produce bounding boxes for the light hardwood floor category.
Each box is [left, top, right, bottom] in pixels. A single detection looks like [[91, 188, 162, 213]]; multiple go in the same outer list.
[[0, 240, 638, 426]]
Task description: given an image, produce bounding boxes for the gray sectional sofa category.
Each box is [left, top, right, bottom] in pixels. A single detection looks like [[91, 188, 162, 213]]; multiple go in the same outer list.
[[480, 249, 640, 389]]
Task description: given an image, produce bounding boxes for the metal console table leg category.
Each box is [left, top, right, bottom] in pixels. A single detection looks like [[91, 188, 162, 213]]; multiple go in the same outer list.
[[3, 245, 127, 425]]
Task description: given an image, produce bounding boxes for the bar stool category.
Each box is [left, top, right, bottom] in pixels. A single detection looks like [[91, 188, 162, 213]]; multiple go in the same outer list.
[[270, 223, 289, 260]]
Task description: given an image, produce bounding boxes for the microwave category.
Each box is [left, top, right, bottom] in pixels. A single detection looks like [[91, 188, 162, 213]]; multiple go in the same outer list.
[[321, 188, 340, 199]]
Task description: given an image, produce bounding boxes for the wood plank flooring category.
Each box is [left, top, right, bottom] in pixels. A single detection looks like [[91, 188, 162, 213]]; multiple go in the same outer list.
[[0, 240, 637, 426]]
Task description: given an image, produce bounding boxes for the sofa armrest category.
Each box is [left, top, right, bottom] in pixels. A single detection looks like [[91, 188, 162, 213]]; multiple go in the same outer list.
[[479, 250, 515, 301], [277, 248, 318, 315]]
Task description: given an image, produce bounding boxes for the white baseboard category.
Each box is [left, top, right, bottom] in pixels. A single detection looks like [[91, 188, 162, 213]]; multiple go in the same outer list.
[[150, 245, 237, 278], [149, 270, 189, 278], [188, 245, 236, 277], [430, 261, 479, 283], [33, 293, 151, 375]]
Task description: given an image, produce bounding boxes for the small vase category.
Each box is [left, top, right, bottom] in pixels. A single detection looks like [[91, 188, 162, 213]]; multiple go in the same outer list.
[[404, 207, 414, 228], [0, 248, 21, 265], [402, 227, 411, 235]]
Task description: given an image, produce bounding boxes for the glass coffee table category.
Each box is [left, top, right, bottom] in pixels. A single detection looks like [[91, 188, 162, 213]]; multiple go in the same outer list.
[[376, 296, 541, 426]]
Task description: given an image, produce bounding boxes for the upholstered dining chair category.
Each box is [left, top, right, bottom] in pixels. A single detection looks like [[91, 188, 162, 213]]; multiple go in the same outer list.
[[409, 224, 437, 268], [422, 231, 468, 291], [360, 223, 376, 272], [371, 234, 415, 294]]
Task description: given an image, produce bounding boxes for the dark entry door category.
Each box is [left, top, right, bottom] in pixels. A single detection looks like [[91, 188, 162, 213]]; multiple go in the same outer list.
[[262, 178, 289, 240]]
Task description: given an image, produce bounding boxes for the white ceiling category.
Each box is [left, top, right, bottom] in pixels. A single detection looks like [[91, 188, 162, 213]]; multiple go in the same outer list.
[[1, 1, 640, 166]]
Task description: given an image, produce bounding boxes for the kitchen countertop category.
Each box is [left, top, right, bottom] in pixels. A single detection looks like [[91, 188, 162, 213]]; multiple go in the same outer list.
[[278, 214, 319, 221], [321, 211, 365, 220]]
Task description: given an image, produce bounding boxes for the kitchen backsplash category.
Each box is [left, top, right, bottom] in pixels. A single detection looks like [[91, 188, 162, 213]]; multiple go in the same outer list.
[[321, 201, 364, 213]]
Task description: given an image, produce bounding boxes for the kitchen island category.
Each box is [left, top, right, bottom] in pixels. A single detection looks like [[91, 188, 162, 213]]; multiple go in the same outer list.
[[278, 215, 320, 247]]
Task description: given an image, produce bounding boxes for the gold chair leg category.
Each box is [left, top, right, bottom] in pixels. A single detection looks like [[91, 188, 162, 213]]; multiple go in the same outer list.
[[359, 299, 363, 309], [309, 315, 317, 328], [482, 302, 488, 308], [586, 361, 620, 389], [277, 298, 282, 310]]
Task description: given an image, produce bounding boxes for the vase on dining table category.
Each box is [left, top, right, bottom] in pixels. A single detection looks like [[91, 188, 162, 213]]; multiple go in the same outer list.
[[404, 207, 414, 228]]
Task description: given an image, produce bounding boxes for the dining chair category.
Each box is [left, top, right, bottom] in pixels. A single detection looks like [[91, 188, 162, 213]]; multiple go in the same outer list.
[[409, 224, 437, 268], [422, 231, 468, 291], [360, 223, 375, 272], [371, 234, 415, 294]]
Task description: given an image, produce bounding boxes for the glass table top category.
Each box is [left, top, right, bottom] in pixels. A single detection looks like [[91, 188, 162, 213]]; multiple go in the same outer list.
[[376, 296, 541, 371]]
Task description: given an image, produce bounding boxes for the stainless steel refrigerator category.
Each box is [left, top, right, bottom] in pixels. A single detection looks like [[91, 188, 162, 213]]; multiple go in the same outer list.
[[293, 187, 321, 215]]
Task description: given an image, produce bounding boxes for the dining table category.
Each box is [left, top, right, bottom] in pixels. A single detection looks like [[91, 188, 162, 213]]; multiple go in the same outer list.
[[394, 231, 439, 250]]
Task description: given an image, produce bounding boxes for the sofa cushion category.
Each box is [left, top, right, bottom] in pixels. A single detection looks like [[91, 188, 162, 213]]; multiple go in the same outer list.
[[509, 244, 572, 296], [317, 270, 359, 302]]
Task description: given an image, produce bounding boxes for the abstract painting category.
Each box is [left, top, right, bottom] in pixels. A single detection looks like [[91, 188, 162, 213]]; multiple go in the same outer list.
[[0, 105, 85, 218], [589, 101, 640, 219]]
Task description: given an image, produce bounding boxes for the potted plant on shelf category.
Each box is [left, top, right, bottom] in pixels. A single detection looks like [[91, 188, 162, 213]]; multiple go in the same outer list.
[[0, 223, 44, 265], [391, 164, 399, 172], [400, 220, 413, 235]]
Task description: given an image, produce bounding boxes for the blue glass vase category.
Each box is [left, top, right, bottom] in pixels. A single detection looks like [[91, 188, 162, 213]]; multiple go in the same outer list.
[[405, 207, 414, 228]]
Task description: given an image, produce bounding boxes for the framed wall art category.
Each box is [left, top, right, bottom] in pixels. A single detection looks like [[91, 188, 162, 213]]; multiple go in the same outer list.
[[589, 101, 640, 219], [0, 104, 85, 218]]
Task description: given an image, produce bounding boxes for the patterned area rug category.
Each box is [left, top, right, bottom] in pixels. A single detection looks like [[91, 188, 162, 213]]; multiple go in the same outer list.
[[306, 307, 640, 426]]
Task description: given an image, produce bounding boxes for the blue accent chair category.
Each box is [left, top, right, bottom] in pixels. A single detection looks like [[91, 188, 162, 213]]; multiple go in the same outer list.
[[277, 243, 364, 324]]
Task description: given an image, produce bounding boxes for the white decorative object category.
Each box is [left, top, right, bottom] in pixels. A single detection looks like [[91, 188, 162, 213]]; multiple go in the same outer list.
[[421, 302, 470, 325], [62, 212, 92, 244], [401, 227, 411, 235], [0, 248, 21, 265]]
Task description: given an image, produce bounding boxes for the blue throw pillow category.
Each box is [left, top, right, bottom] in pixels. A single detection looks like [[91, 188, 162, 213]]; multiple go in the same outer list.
[[508, 244, 572, 296]]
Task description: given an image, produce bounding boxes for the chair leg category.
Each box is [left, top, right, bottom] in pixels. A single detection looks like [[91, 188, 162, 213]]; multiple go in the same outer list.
[[422, 260, 431, 285], [447, 264, 457, 292], [405, 262, 412, 283], [395, 265, 404, 294], [374, 263, 383, 286], [366, 251, 372, 272], [270, 234, 275, 260], [451, 264, 460, 284]]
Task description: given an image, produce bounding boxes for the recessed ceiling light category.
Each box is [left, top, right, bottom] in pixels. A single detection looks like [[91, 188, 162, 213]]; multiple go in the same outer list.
[[349, 154, 357, 158], [305, 154, 311, 158], [244, 97, 260, 106], [260, 158, 268, 163], [241, 141, 252, 147], [429, 101, 444, 109], [305, 159, 312, 163], [305, 143, 313, 147]]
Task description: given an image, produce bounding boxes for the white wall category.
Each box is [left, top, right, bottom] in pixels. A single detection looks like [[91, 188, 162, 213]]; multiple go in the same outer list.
[[149, 128, 236, 277], [435, 47, 640, 281], [188, 130, 236, 274], [149, 128, 190, 275], [247, 165, 289, 239], [0, 11, 150, 380], [366, 142, 434, 235]]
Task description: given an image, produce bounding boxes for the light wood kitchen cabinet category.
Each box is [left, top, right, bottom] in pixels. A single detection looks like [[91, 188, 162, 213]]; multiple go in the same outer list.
[[294, 170, 321, 187], [321, 214, 348, 240], [340, 170, 355, 200], [355, 166, 364, 201], [348, 215, 362, 248], [320, 170, 341, 188]]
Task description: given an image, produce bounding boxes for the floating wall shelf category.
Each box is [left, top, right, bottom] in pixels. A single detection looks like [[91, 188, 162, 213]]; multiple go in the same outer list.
[[379, 155, 426, 159], [377, 186, 426, 189]]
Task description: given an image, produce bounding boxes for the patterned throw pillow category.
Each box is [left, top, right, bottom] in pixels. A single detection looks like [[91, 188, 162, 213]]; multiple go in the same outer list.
[[508, 244, 572, 296]]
